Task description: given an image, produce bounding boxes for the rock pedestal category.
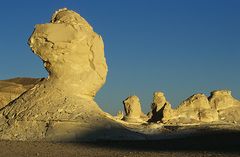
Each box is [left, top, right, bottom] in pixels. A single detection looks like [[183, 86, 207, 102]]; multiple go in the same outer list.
[[123, 95, 144, 122], [149, 91, 171, 122], [0, 8, 111, 141]]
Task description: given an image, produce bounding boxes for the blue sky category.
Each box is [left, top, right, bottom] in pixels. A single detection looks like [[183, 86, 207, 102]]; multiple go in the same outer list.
[[0, 0, 239, 114]]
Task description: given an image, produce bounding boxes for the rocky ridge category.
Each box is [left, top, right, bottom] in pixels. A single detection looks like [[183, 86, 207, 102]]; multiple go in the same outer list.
[[120, 90, 240, 125]]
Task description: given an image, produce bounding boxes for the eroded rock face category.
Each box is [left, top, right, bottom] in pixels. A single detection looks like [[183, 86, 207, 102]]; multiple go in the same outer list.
[[148, 92, 171, 122], [161, 90, 240, 124], [209, 90, 239, 110], [123, 95, 144, 122], [162, 93, 219, 124], [0, 8, 109, 141], [152, 92, 167, 111], [29, 8, 107, 97], [209, 90, 240, 123]]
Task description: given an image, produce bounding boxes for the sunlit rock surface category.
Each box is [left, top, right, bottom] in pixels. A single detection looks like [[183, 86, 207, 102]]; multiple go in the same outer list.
[[159, 90, 240, 124], [209, 90, 240, 123], [127, 90, 240, 125], [148, 92, 171, 122], [0, 8, 143, 141], [162, 93, 219, 124], [123, 95, 146, 122], [29, 8, 108, 97]]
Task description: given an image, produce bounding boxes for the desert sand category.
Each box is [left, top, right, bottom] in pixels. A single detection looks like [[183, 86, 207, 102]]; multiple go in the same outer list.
[[0, 8, 240, 156], [0, 129, 240, 157]]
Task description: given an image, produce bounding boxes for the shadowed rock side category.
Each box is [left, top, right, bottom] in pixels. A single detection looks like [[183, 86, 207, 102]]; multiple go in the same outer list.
[[0, 8, 143, 141], [148, 92, 171, 123]]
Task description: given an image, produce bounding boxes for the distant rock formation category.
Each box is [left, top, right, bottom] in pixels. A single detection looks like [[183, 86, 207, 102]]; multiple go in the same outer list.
[[148, 92, 171, 122], [209, 90, 240, 123], [0, 78, 40, 109], [160, 90, 240, 124], [162, 93, 219, 124], [123, 95, 145, 122], [121, 90, 240, 125], [114, 111, 124, 120]]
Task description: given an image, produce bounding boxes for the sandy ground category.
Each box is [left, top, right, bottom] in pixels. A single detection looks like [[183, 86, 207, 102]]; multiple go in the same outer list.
[[0, 140, 239, 157], [1, 129, 240, 157]]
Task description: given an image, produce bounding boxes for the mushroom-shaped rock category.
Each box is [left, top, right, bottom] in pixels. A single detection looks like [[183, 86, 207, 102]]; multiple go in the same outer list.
[[123, 95, 144, 122], [29, 8, 107, 97], [0, 8, 115, 141]]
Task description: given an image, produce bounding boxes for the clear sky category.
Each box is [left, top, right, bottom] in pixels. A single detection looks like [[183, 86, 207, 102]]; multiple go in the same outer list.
[[0, 0, 239, 114]]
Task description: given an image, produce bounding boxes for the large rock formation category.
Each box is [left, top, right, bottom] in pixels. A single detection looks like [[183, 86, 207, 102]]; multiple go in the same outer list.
[[29, 8, 108, 97], [0, 8, 133, 141]]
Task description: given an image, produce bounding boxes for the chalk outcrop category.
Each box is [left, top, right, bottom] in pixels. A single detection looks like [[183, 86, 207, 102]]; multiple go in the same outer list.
[[209, 90, 240, 123], [162, 94, 219, 124], [123, 95, 144, 122], [148, 92, 171, 122], [0, 8, 115, 141], [161, 90, 240, 124], [29, 8, 108, 97], [122, 90, 240, 125]]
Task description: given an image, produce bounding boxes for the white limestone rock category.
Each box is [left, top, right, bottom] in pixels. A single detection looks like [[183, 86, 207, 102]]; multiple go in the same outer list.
[[29, 8, 108, 97], [209, 90, 240, 123], [0, 8, 112, 141], [123, 95, 144, 122], [162, 93, 219, 124], [149, 91, 171, 122]]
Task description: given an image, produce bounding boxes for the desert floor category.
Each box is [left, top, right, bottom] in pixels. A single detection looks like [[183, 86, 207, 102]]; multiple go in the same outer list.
[[0, 130, 240, 157]]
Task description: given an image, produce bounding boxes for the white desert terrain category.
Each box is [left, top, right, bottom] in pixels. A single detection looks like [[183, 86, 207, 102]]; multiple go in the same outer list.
[[0, 8, 239, 157]]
